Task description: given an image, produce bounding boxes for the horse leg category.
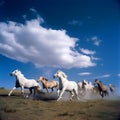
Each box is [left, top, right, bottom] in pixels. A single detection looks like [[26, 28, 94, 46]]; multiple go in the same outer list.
[[21, 86, 24, 95], [46, 88, 49, 93], [70, 91, 74, 101], [30, 87, 37, 96], [8, 87, 16, 96], [100, 91, 102, 97], [29, 88, 33, 95], [57, 87, 66, 101], [33, 87, 37, 95], [74, 89, 80, 100], [57, 89, 60, 96], [51, 88, 54, 92], [101, 92, 104, 98]]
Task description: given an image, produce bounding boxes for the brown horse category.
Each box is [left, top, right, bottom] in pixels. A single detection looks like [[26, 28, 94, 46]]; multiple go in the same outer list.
[[37, 76, 59, 93], [94, 79, 109, 98]]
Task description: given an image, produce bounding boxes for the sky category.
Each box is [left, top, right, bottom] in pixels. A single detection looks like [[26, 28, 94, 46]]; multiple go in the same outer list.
[[0, 0, 120, 94]]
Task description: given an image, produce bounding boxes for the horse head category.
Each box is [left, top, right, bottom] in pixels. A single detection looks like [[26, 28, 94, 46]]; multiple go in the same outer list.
[[53, 70, 67, 78], [37, 76, 43, 82], [83, 80, 88, 85], [94, 79, 100, 85], [10, 69, 19, 76]]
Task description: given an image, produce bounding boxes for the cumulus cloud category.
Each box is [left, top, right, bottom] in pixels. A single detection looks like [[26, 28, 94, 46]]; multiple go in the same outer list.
[[0, 18, 96, 68], [78, 72, 92, 76], [80, 48, 95, 55]]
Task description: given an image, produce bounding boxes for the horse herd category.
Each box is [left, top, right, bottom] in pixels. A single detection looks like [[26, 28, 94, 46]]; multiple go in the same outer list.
[[8, 69, 115, 101]]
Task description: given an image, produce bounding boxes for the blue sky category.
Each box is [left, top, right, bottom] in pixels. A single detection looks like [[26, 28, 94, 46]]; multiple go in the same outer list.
[[0, 0, 120, 94]]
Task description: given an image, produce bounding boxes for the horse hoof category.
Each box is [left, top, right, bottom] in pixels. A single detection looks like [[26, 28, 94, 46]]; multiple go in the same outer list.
[[57, 97, 62, 101]]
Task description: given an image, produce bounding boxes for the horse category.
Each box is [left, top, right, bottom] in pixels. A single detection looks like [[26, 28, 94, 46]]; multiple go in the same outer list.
[[94, 79, 109, 98], [8, 69, 41, 97], [78, 80, 94, 95], [53, 70, 79, 101], [37, 76, 59, 93], [83, 80, 94, 92], [77, 81, 84, 94]]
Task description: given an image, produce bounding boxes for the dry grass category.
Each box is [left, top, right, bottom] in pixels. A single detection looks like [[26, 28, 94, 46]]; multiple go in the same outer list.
[[0, 89, 120, 120]]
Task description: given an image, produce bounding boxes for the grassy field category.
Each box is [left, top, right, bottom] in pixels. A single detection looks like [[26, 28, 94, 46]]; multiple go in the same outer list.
[[0, 89, 120, 120]]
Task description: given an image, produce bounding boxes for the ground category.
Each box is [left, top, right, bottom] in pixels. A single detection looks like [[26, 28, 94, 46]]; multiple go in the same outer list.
[[0, 89, 120, 120]]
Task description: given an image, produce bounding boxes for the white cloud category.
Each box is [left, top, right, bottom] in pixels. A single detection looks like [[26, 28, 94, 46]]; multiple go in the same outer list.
[[0, 18, 96, 68], [91, 56, 100, 61], [80, 48, 100, 62], [78, 72, 92, 76], [96, 74, 111, 78], [87, 36, 102, 46], [30, 8, 37, 13], [29, 8, 44, 23], [80, 48, 95, 55], [91, 36, 101, 46]]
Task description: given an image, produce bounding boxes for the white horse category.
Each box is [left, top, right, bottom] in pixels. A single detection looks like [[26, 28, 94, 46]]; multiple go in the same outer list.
[[83, 80, 94, 92], [53, 70, 79, 101], [77, 81, 84, 94], [8, 69, 41, 96], [78, 80, 94, 94]]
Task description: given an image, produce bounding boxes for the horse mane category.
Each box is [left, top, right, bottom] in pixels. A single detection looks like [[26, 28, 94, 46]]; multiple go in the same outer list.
[[59, 70, 67, 78], [83, 80, 87, 85], [17, 70, 25, 78], [44, 77, 48, 81], [15, 79, 21, 87]]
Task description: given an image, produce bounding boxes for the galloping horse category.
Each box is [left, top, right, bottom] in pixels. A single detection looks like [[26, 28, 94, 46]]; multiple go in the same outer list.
[[83, 80, 94, 92], [78, 80, 94, 95], [53, 70, 79, 101], [37, 76, 59, 93], [94, 79, 109, 98], [77, 81, 84, 94], [8, 69, 41, 96]]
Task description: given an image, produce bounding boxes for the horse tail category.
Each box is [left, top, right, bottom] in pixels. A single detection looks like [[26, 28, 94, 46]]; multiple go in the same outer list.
[[36, 83, 41, 92]]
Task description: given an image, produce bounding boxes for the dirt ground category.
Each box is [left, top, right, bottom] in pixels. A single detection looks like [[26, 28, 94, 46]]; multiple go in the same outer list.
[[0, 89, 120, 120]]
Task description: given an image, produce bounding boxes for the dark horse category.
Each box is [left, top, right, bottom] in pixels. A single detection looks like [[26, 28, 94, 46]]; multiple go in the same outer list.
[[94, 79, 109, 98]]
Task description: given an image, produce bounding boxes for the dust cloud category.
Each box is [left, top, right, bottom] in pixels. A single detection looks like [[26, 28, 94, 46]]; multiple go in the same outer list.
[[33, 90, 120, 101]]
